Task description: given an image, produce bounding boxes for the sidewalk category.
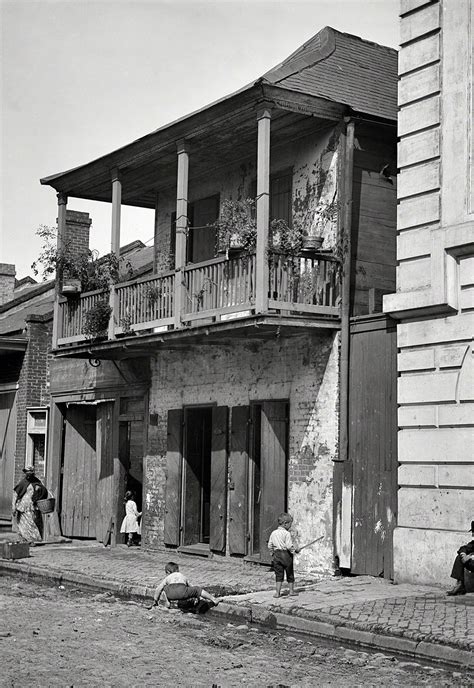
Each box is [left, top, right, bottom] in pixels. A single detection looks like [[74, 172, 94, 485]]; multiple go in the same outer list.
[[1, 538, 473, 669]]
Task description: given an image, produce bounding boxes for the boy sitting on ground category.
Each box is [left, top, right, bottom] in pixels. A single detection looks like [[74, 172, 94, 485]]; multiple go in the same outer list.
[[150, 562, 219, 610]]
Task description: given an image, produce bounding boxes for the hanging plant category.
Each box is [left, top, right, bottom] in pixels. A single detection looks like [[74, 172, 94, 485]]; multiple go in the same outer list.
[[31, 225, 129, 293], [82, 300, 112, 340]]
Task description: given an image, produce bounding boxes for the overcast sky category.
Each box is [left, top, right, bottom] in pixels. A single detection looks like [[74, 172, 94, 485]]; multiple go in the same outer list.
[[1, 0, 398, 279]]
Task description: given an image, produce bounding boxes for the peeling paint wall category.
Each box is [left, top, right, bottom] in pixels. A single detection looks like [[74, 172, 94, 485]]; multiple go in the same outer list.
[[154, 124, 339, 271], [143, 332, 339, 573]]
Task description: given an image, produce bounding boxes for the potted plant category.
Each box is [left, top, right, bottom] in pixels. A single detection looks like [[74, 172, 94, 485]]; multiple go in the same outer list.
[[82, 300, 112, 340]]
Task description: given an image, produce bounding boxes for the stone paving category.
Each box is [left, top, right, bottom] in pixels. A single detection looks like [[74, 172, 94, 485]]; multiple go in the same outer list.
[[2, 539, 474, 661]]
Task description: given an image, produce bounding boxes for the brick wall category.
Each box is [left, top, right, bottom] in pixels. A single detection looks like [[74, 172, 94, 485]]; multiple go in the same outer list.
[[14, 314, 52, 486], [143, 331, 339, 573], [64, 210, 91, 259], [0, 264, 15, 306]]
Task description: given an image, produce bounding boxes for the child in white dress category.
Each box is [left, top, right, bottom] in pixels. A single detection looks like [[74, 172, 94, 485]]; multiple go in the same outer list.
[[120, 491, 141, 547]]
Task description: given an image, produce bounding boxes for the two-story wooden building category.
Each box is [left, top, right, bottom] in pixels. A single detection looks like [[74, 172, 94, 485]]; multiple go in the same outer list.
[[41, 27, 398, 574]]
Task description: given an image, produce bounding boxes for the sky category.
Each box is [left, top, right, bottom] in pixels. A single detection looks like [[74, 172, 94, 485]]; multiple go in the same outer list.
[[0, 0, 398, 280]]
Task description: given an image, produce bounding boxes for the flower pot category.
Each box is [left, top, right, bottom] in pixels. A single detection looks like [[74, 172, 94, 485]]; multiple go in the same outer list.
[[61, 279, 81, 295], [302, 236, 323, 251]]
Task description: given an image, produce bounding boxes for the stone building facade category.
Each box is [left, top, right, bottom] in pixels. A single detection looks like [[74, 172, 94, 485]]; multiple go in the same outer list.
[[384, 0, 474, 585]]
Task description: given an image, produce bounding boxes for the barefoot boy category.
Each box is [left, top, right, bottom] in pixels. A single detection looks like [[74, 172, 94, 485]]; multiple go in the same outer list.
[[268, 512, 300, 598], [151, 562, 219, 609]]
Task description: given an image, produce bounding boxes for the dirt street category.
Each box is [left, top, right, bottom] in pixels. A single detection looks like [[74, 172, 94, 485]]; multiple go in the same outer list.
[[0, 575, 471, 687]]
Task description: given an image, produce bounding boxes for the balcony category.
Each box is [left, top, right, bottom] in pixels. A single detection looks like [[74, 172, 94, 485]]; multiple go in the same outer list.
[[56, 250, 340, 349]]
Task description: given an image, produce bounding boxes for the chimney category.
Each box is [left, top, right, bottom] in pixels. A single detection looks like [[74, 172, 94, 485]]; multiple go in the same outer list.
[[0, 263, 16, 305], [62, 210, 92, 259]]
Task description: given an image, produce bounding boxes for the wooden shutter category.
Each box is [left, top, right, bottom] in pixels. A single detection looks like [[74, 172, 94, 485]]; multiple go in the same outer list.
[[209, 406, 228, 553], [270, 172, 292, 226], [169, 212, 177, 267], [96, 402, 115, 543], [260, 401, 288, 563], [164, 409, 183, 546], [229, 406, 249, 555], [189, 195, 219, 263]]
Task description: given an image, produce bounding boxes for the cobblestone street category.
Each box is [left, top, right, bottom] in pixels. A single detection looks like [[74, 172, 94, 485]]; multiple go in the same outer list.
[[1, 576, 472, 687]]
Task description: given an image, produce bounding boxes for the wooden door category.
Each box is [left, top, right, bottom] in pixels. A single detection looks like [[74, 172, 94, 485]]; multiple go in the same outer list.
[[183, 408, 211, 545], [163, 409, 183, 546], [229, 406, 249, 555], [209, 406, 228, 553], [61, 405, 97, 538], [349, 315, 397, 578], [259, 401, 288, 563], [96, 402, 115, 543], [188, 195, 219, 263], [0, 391, 17, 520]]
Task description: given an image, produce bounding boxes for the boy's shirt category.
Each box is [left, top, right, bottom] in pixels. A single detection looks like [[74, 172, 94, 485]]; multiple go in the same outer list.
[[162, 572, 188, 586], [268, 525, 295, 554]]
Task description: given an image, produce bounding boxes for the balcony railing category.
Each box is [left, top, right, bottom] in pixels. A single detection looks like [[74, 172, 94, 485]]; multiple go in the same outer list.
[[56, 251, 339, 346]]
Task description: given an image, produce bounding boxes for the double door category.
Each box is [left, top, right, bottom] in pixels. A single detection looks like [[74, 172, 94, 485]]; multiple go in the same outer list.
[[163, 401, 288, 560]]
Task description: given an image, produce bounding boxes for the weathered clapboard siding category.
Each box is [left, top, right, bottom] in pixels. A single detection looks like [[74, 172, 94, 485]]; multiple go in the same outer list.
[[61, 406, 97, 538], [351, 128, 397, 316], [349, 315, 398, 578]]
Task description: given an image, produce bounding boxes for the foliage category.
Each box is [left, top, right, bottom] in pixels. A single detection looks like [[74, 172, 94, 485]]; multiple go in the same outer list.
[[144, 284, 162, 307], [214, 199, 307, 257], [31, 225, 123, 292], [82, 300, 112, 339], [214, 199, 257, 255], [119, 313, 134, 335]]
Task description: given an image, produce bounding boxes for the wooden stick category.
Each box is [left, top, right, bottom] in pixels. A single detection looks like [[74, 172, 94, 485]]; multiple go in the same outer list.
[[298, 535, 324, 551]]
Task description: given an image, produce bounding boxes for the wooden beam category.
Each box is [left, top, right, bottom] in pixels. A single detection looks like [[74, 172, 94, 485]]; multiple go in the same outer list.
[[255, 107, 271, 314], [52, 193, 67, 349], [108, 169, 121, 340], [174, 140, 189, 328], [262, 84, 345, 121]]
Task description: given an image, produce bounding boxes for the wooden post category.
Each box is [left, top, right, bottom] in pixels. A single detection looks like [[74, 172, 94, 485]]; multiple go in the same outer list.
[[52, 193, 68, 349], [335, 118, 355, 571], [43, 401, 64, 539], [153, 191, 160, 273], [255, 106, 271, 314], [174, 139, 189, 329], [108, 169, 122, 340]]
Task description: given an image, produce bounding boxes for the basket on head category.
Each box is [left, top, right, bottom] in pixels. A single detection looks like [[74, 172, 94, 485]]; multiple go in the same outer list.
[[36, 497, 55, 514]]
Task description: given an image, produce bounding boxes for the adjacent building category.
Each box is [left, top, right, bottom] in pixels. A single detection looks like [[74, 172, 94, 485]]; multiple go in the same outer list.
[[384, 0, 474, 585]]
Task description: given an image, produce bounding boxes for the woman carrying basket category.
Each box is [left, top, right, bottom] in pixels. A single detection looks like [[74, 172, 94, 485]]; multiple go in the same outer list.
[[12, 466, 48, 543]]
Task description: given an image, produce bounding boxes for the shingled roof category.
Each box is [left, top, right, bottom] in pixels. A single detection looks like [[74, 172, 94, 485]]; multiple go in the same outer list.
[[41, 26, 397, 198], [262, 26, 397, 122]]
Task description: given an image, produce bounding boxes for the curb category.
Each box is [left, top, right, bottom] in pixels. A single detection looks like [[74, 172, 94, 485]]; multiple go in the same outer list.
[[1, 559, 472, 670]]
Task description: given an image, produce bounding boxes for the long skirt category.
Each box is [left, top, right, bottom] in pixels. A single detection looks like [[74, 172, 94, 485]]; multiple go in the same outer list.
[[16, 508, 42, 543]]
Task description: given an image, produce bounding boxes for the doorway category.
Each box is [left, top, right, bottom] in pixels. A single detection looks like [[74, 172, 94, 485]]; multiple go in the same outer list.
[[247, 401, 288, 563], [183, 407, 212, 545]]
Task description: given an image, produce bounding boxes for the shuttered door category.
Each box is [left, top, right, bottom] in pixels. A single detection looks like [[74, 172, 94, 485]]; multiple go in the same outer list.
[[209, 406, 228, 553], [96, 402, 115, 544], [229, 406, 249, 555], [260, 401, 288, 564], [61, 406, 97, 538], [164, 409, 183, 546], [0, 391, 16, 520]]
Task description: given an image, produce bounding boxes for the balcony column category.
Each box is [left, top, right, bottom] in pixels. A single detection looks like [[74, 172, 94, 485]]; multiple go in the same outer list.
[[108, 168, 122, 339], [255, 105, 271, 313], [174, 139, 189, 329], [52, 192, 68, 349]]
